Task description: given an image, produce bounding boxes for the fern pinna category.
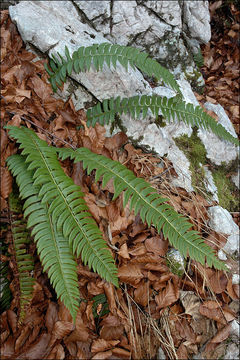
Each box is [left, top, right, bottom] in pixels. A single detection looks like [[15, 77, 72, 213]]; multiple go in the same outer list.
[[45, 43, 239, 146], [8, 191, 35, 322]]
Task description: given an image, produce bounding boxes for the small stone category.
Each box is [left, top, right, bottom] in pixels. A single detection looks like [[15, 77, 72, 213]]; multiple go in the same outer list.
[[166, 249, 186, 276]]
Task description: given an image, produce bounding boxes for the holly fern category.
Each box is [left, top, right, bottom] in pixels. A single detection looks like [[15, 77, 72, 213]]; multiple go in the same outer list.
[[6, 43, 237, 321]]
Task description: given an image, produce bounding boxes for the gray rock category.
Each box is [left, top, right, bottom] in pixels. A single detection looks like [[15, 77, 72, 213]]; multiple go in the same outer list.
[[224, 343, 239, 360], [202, 165, 219, 202], [166, 248, 186, 276], [208, 206, 239, 260], [231, 165, 240, 189], [197, 103, 239, 166], [183, 1, 211, 43]]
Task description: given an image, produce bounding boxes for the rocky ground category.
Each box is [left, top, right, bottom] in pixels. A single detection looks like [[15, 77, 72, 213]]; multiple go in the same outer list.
[[1, 1, 239, 359]]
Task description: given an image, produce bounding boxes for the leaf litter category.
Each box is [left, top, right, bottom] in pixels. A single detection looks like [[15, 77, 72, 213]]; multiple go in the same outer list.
[[0, 8, 239, 360]]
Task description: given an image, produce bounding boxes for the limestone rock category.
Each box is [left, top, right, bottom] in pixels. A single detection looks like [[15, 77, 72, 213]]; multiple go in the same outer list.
[[183, 1, 211, 43], [197, 102, 239, 166], [208, 206, 239, 260]]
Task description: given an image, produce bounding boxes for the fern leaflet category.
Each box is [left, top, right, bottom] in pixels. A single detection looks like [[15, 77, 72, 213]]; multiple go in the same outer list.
[[86, 95, 239, 146], [6, 126, 118, 288], [45, 43, 181, 94], [57, 146, 227, 271]]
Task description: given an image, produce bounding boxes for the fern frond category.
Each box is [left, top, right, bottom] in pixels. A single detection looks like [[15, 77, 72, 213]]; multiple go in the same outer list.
[[8, 191, 35, 322], [58, 146, 227, 271], [45, 43, 181, 94], [7, 155, 80, 320], [6, 126, 118, 287], [86, 95, 239, 146]]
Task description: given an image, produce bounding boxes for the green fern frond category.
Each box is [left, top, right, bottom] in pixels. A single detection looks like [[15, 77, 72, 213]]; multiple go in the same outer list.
[[86, 95, 239, 146], [45, 43, 181, 94], [7, 155, 80, 320], [58, 146, 227, 271], [6, 126, 118, 288], [8, 192, 35, 322]]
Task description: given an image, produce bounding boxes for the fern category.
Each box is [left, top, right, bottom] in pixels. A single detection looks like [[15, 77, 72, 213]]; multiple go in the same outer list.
[[45, 43, 239, 146], [8, 192, 35, 322], [7, 155, 80, 320], [6, 125, 227, 321], [86, 95, 239, 146], [45, 43, 181, 94], [57, 146, 227, 271], [6, 126, 118, 288]]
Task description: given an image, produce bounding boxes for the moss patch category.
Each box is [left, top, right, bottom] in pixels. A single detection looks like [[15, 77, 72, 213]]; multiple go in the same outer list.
[[212, 167, 239, 211], [174, 128, 239, 211]]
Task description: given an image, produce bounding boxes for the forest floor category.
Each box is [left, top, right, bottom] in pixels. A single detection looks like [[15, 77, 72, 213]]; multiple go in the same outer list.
[[0, 2, 239, 359]]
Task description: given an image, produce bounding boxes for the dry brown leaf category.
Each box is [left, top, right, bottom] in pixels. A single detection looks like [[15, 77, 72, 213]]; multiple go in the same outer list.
[[49, 321, 74, 347], [17, 333, 51, 360], [15, 325, 32, 353], [91, 339, 119, 353], [134, 280, 150, 307], [100, 315, 124, 341], [128, 243, 146, 257], [155, 277, 179, 309], [45, 302, 59, 333], [200, 301, 227, 325], [118, 264, 144, 286], [118, 243, 130, 259], [112, 347, 131, 358], [145, 236, 168, 256], [92, 350, 113, 359], [46, 344, 65, 360]]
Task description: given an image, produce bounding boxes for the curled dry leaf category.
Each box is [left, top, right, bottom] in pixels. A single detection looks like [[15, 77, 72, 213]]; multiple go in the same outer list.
[[49, 321, 74, 347], [118, 243, 130, 259], [145, 235, 169, 256], [17, 333, 51, 360], [134, 280, 150, 307], [45, 302, 59, 333], [155, 277, 179, 309], [103, 282, 117, 314], [118, 264, 144, 286]]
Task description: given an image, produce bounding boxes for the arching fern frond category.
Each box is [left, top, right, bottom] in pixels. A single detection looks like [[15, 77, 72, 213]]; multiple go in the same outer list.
[[6, 126, 118, 288], [45, 43, 181, 94], [7, 155, 80, 321], [8, 191, 35, 322], [86, 95, 239, 146], [57, 146, 227, 271]]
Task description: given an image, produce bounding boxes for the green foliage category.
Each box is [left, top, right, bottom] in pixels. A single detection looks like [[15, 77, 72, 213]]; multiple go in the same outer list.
[[8, 192, 35, 321], [193, 48, 204, 69], [45, 43, 181, 94], [46, 43, 239, 147], [57, 145, 226, 271], [86, 95, 238, 146], [92, 293, 109, 319]]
